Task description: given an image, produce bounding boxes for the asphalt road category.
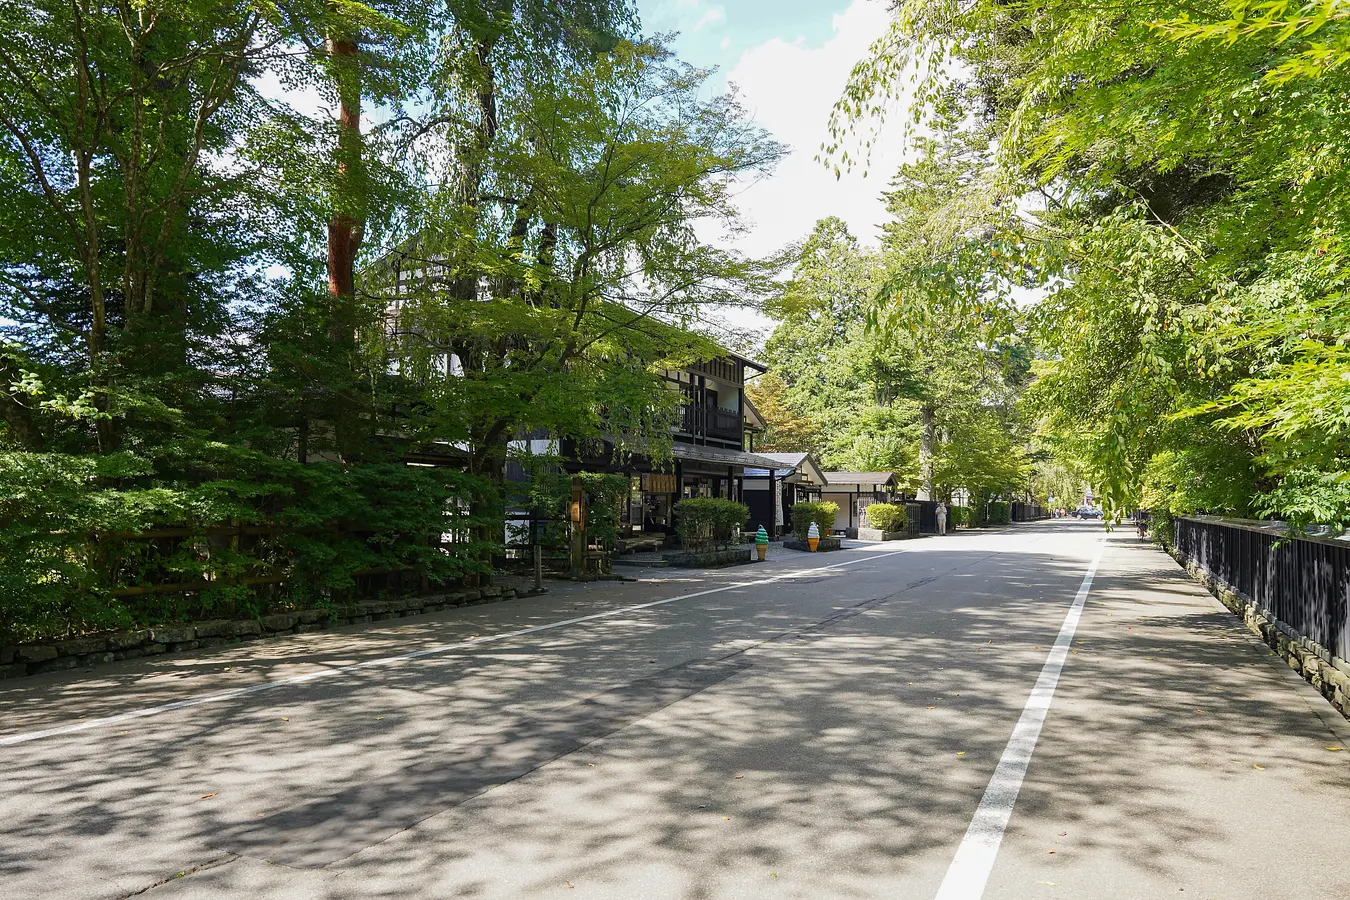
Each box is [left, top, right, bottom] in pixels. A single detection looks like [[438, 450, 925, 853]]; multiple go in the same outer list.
[[2, 521, 1348, 900]]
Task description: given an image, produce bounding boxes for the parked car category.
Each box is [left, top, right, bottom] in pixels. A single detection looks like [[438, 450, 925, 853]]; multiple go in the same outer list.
[[1074, 506, 1104, 519]]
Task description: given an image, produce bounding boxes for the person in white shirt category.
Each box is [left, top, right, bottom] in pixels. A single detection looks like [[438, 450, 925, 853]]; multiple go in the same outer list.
[[936, 501, 948, 535]]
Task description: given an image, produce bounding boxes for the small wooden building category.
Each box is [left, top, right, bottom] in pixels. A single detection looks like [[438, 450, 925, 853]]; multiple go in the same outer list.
[[742, 452, 826, 538], [820, 472, 900, 537]]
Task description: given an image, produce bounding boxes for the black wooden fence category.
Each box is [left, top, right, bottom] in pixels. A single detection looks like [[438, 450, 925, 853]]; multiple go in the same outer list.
[[1011, 502, 1045, 522], [910, 500, 939, 533], [1175, 517, 1350, 660]]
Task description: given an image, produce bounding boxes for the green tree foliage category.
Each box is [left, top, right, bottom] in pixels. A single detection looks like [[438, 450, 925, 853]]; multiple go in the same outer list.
[[832, 0, 1350, 530], [372, 36, 783, 551], [755, 212, 1033, 504], [754, 218, 918, 476], [1, 1, 763, 638]]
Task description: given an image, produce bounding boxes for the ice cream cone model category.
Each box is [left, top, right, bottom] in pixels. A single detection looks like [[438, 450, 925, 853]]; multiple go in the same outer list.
[[755, 525, 769, 561], [807, 521, 820, 552]]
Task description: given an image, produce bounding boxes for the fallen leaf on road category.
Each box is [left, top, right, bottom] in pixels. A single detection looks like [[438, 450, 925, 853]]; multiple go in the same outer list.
[[201, 793, 216, 799], [281, 717, 289, 722], [734, 775, 744, 779], [1253, 764, 1265, 770], [723, 816, 731, 821], [1058, 832, 1067, 837], [564, 882, 574, 889], [376, 716, 385, 721], [1326, 747, 1343, 752], [927, 706, 936, 710], [956, 752, 966, 756], [1048, 850, 1055, 854], [1037, 881, 1057, 886]]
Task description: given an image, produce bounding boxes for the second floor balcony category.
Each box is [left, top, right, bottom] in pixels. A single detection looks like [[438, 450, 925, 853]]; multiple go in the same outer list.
[[679, 402, 743, 446]]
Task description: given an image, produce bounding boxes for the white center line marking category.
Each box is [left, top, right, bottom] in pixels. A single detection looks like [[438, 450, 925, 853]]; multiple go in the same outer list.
[[2, 547, 915, 748], [933, 537, 1106, 900]]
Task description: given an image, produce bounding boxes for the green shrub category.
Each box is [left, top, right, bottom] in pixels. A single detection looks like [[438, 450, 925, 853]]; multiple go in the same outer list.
[[526, 467, 629, 551], [791, 501, 839, 540], [988, 501, 1011, 525], [673, 498, 748, 553], [950, 506, 970, 527], [864, 503, 905, 532], [0, 449, 485, 643]]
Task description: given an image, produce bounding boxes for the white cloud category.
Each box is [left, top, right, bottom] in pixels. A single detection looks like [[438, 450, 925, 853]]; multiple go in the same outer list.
[[724, 1, 914, 260], [719, 35, 732, 50], [694, 6, 725, 30]]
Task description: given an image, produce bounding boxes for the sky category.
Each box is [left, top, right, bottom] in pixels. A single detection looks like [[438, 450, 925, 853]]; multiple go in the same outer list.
[[638, 0, 911, 261]]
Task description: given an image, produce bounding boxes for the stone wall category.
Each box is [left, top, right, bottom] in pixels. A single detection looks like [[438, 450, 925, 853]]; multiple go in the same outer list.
[[661, 548, 753, 569], [0, 585, 540, 680], [783, 537, 843, 552], [856, 528, 912, 542], [1169, 545, 1350, 721]]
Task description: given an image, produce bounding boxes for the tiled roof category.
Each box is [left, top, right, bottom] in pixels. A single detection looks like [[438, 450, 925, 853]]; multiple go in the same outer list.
[[822, 471, 897, 485]]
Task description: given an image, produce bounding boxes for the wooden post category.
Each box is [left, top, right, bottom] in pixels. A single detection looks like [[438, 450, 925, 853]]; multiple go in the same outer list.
[[569, 476, 586, 579]]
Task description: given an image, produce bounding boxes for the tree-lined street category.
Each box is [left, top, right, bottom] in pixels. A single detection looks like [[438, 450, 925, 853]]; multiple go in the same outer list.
[[4, 521, 1347, 899]]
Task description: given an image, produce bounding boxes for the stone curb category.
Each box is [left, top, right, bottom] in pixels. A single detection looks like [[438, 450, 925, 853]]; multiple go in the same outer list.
[[0, 585, 539, 681], [1167, 544, 1350, 723]]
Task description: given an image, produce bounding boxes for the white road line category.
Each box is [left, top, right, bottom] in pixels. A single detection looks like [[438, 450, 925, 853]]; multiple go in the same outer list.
[[933, 537, 1106, 900], [1, 547, 915, 749]]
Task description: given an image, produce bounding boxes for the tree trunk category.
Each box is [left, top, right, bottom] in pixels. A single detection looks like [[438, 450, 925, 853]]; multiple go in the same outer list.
[[918, 404, 936, 500], [327, 29, 363, 305], [326, 27, 364, 460]]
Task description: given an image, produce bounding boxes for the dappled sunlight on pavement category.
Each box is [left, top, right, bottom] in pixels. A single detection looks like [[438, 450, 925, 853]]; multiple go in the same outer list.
[[1, 522, 1346, 899]]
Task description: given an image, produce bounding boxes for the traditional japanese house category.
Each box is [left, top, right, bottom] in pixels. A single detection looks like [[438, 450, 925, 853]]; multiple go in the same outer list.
[[820, 472, 900, 537], [743, 452, 826, 538]]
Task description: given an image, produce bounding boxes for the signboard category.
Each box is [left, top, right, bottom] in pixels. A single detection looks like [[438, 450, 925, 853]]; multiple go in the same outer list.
[[642, 473, 678, 494], [570, 477, 585, 526]]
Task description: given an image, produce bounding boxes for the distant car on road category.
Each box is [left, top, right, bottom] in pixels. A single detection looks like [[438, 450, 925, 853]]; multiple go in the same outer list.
[[1074, 506, 1103, 519]]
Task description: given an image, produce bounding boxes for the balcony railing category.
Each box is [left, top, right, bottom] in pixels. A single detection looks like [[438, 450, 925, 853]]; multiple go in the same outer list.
[[707, 408, 742, 440], [679, 405, 743, 443]]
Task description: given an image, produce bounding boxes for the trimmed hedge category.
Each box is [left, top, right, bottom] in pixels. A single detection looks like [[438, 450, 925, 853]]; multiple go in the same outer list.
[[988, 501, 1011, 525], [791, 501, 839, 540], [950, 506, 971, 527], [673, 498, 748, 553], [864, 503, 905, 532]]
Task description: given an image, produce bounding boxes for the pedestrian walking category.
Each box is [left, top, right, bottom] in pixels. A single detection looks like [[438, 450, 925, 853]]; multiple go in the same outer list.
[[936, 501, 948, 535]]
